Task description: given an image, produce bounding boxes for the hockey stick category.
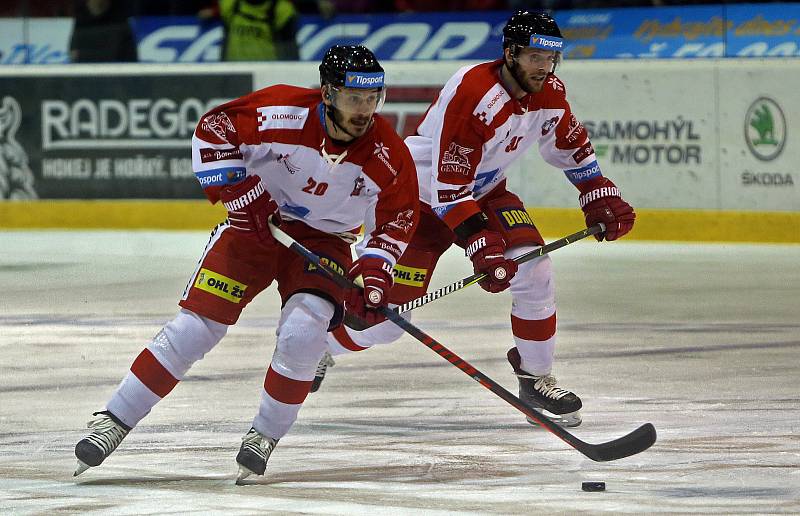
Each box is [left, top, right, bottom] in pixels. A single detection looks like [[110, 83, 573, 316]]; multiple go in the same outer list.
[[269, 220, 656, 462], [394, 223, 605, 315]]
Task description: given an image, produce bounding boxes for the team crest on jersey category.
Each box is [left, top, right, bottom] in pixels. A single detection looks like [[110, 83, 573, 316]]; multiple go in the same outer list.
[[202, 113, 236, 141], [385, 209, 415, 234], [441, 142, 473, 175], [351, 176, 365, 196], [541, 116, 559, 136], [565, 113, 587, 144]]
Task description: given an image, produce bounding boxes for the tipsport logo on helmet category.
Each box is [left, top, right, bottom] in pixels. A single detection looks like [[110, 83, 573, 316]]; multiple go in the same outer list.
[[529, 34, 564, 51], [345, 71, 385, 89]]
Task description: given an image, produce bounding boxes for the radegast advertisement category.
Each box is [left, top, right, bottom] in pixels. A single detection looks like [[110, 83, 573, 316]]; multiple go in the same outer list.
[[3, 3, 800, 64], [0, 74, 251, 199]]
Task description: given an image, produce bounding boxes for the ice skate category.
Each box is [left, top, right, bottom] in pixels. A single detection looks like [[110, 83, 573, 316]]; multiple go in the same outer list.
[[235, 428, 279, 484], [310, 351, 335, 393], [74, 411, 131, 476], [507, 348, 582, 427]]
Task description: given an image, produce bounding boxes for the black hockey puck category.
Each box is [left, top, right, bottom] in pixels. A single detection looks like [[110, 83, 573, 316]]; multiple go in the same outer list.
[[582, 481, 606, 492]]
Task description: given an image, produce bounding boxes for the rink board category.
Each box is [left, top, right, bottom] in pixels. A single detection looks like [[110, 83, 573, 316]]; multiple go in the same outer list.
[[1, 59, 798, 242], [1, 200, 798, 243]]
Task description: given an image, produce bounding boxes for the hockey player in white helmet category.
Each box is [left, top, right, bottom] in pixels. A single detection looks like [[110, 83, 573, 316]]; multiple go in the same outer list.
[[318, 11, 636, 428]]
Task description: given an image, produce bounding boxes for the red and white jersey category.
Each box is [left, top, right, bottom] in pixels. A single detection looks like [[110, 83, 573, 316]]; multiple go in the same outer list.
[[192, 85, 419, 265], [405, 59, 598, 230]]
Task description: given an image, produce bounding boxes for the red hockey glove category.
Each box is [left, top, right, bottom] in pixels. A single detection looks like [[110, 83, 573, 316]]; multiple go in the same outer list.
[[219, 175, 279, 245], [579, 177, 636, 241], [345, 255, 394, 327], [465, 229, 518, 293]]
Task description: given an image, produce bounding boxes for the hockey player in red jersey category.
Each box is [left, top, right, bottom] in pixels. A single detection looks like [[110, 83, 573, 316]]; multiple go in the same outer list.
[[320, 12, 635, 428], [73, 45, 419, 481]]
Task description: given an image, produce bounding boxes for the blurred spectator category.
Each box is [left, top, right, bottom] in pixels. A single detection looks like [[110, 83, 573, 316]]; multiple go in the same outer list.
[[69, 0, 138, 62], [0, 0, 72, 16], [325, 0, 394, 13], [394, 0, 507, 12], [219, 0, 299, 61], [296, 0, 338, 18], [134, 0, 219, 16]]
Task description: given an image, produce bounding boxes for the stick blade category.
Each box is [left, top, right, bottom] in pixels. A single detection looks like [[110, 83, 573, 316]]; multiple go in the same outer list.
[[583, 423, 657, 462]]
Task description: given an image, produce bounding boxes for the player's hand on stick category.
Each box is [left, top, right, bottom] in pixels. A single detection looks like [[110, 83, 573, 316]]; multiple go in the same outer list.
[[220, 175, 280, 245], [465, 229, 518, 293], [578, 177, 635, 241], [345, 255, 393, 326]]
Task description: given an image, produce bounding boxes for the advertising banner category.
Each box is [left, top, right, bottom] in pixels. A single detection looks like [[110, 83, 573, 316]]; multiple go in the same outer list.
[[718, 62, 798, 211], [0, 59, 796, 210], [506, 60, 720, 210], [725, 4, 800, 57], [0, 18, 73, 65], [0, 73, 252, 199], [133, 5, 800, 62], [3, 5, 800, 64], [558, 6, 727, 59]]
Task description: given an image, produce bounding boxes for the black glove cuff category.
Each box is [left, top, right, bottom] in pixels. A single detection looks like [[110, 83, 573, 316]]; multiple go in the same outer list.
[[453, 212, 488, 241]]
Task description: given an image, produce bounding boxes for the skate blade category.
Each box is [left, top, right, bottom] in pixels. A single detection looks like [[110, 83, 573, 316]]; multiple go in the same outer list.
[[73, 460, 91, 477], [235, 466, 254, 485], [526, 409, 582, 428]]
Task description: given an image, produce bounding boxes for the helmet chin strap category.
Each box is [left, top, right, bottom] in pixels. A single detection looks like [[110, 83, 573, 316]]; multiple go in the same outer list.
[[325, 104, 347, 136]]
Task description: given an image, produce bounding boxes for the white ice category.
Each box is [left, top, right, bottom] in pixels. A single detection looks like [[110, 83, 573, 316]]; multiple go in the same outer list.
[[1, 230, 799, 514]]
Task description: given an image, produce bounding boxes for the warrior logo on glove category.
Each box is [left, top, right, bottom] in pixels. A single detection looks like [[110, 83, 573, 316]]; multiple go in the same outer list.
[[577, 177, 635, 241], [219, 174, 281, 245], [464, 229, 518, 292]]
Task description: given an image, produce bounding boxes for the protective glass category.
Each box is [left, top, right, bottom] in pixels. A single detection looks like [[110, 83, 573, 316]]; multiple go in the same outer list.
[[329, 86, 386, 114], [516, 47, 560, 67]]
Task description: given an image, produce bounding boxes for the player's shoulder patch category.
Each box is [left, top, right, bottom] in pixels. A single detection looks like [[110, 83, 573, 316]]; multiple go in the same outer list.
[[369, 137, 401, 181], [472, 82, 511, 126], [256, 105, 309, 131], [251, 85, 317, 132], [544, 75, 567, 96]]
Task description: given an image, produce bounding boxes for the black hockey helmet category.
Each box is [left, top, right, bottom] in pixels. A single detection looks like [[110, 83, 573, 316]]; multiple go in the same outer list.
[[319, 45, 385, 89], [502, 11, 563, 80], [319, 45, 386, 139], [502, 11, 563, 50]]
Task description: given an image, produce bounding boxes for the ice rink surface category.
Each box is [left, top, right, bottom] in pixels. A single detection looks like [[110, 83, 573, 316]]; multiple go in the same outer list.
[[1, 229, 799, 514]]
